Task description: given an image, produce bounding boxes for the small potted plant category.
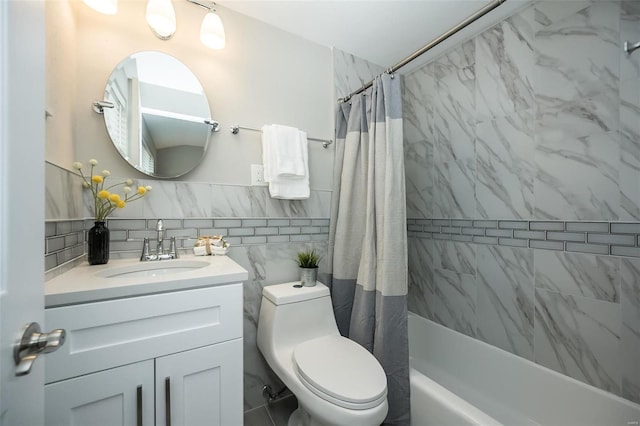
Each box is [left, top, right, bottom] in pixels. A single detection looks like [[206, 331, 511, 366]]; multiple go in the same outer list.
[[296, 249, 322, 287]]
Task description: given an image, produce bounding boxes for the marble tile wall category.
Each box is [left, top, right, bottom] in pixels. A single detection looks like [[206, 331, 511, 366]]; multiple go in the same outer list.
[[404, 0, 640, 405], [44, 163, 330, 412], [332, 48, 385, 101], [407, 234, 640, 403]]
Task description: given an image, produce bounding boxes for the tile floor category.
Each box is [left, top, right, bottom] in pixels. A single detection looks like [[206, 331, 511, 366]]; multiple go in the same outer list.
[[244, 395, 298, 426]]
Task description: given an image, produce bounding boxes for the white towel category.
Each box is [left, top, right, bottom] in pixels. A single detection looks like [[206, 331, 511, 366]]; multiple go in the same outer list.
[[275, 125, 305, 177], [262, 125, 276, 183], [193, 246, 211, 256], [262, 124, 306, 178], [268, 140, 309, 199], [262, 124, 310, 200]]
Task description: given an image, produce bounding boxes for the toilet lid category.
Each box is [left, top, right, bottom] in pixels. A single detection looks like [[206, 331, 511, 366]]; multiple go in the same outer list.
[[293, 335, 387, 409]]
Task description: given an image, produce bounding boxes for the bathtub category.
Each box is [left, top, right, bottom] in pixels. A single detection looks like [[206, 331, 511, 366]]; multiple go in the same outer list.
[[408, 312, 640, 426]]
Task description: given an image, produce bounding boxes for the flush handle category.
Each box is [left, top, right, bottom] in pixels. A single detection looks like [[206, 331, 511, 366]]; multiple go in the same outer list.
[[13, 322, 66, 376]]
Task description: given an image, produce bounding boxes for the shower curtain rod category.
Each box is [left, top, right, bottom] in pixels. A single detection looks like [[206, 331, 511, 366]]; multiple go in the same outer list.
[[338, 0, 507, 103]]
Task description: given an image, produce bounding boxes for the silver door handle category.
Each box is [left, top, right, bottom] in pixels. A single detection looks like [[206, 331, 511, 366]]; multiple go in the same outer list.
[[13, 322, 66, 376]]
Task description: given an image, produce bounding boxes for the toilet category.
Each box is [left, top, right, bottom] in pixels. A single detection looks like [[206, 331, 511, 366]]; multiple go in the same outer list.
[[257, 282, 388, 426]]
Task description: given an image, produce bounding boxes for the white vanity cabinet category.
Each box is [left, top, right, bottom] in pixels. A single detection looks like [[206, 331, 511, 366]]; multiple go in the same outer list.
[[44, 269, 245, 426]]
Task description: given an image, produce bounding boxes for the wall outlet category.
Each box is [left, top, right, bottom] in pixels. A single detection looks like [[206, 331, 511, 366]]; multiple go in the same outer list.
[[251, 164, 268, 186]]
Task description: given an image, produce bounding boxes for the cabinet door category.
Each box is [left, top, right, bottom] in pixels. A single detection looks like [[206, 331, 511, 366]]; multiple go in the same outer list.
[[156, 339, 243, 426], [45, 360, 154, 426]]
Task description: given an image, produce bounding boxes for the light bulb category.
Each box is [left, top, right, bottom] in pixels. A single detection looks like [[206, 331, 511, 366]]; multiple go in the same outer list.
[[82, 0, 118, 15], [146, 0, 176, 40], [200, 11, 225, 50]]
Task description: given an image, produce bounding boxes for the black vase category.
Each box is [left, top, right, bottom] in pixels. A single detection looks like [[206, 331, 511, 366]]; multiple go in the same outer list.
[[88, 221, 110, 265]]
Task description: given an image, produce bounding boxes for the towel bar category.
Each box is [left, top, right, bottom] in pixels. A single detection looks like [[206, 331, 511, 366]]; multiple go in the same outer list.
[[230, 124, 333, 148]]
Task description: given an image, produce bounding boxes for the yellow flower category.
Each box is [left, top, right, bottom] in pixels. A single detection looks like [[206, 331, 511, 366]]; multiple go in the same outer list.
[[75, 158, 151, 222]]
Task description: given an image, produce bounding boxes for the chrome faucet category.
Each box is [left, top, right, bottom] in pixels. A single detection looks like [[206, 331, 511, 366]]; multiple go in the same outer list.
[[140, 219, 178, 261], [156, 219, 164, 256]]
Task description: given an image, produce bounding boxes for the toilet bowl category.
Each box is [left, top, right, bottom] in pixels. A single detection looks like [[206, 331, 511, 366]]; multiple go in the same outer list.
[[257, 282, 388, 426]]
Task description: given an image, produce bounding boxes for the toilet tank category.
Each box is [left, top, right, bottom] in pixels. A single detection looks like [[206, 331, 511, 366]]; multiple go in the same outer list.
[[257, 282, 340, 354]]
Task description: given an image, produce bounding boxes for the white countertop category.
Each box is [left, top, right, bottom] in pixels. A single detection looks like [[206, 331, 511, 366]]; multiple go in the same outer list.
[[45, 255, 248, 308]]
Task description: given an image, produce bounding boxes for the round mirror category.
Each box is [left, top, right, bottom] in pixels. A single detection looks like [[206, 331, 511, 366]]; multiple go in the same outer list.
[[101, 51, 213, 178]]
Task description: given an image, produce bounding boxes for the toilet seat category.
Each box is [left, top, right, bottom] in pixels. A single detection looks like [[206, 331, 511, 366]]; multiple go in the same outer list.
[[293, 335, 387, 410]]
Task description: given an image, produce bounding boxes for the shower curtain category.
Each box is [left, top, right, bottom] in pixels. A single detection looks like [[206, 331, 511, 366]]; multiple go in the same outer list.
[[327, 74, 410, 425]]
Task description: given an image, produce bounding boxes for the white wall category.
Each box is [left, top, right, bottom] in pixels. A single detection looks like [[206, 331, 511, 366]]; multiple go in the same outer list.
[[46, 1, 76, 168], [46, 0, 334, 190]]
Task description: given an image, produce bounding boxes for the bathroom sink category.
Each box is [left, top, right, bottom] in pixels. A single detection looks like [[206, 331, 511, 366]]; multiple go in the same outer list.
[[94, 259, 211, 279], [46, 255, 249, 307]]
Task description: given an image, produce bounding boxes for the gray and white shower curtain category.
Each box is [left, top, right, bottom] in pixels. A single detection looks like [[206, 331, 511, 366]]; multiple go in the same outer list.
[[327, 74, 410, 425]]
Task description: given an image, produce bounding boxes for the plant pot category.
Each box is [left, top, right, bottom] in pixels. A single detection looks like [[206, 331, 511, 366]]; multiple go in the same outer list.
[[88, 221, 110, 265], [299, 266, 318, 287]]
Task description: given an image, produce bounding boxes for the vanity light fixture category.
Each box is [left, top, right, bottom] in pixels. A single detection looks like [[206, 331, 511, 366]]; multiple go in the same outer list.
[[83, 0, 225, 49], [146, 0, 177, 40], [187, 0, 226, 50], [82, 0, 118, 15]]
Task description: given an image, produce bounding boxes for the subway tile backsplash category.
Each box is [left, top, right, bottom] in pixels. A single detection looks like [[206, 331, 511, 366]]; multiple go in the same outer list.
[[44, 220, 85, 271], [45, 217, 330, 272]]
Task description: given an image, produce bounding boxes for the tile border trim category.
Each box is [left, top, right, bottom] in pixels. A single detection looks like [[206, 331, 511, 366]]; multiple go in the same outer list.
[[407, 218, 640, 257]]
